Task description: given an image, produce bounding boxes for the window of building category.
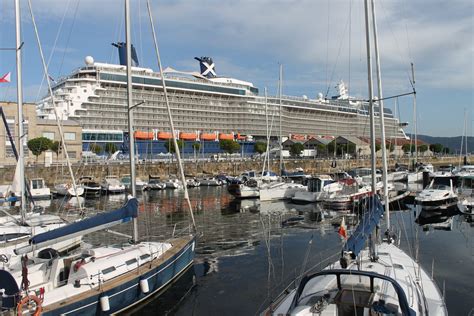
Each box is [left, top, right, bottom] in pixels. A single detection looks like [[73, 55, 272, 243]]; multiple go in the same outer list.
[[64, 132, 76, 141], [42, 132, 55, 140]]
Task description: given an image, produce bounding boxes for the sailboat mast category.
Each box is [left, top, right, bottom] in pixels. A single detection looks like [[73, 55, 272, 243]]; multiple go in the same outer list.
[[411, 63, 418, 165], [279, 64, 283, 174], [125, 0, 138, 243], [262, 87, 269, 176], [364, 0, 376, 195], [370, 0, 390, 228], [15, 0, 26, 222]]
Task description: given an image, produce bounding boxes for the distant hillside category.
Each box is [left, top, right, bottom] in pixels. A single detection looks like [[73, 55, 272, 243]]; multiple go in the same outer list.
[[408, 134, 473, 154]]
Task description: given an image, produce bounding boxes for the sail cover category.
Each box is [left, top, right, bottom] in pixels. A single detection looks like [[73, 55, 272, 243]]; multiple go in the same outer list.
[[15, 198, 138, 254], [344, 196, 385, 256]]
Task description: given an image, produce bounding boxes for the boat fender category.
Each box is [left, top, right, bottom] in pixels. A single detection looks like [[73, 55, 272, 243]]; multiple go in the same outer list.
[[100, 295, 110, 312], [140, 279, 150, 293], [16, 295, 42, 316]]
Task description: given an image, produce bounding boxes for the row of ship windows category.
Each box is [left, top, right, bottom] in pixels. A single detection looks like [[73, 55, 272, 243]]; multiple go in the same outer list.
[[100, 73, 248, 96]]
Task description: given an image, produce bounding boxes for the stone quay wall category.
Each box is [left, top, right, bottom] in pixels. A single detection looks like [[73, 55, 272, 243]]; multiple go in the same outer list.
[[0, 156, 463, 186]]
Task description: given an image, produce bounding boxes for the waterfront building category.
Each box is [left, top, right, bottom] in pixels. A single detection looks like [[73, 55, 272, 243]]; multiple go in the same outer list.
[[0, 101, 82, 165]]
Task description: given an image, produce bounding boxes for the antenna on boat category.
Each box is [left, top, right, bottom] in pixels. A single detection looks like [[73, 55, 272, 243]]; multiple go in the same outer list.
[[146, 0, 196, 231]]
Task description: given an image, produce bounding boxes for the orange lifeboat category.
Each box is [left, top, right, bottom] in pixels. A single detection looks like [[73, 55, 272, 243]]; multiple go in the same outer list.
[[179, 132, 197, 141], [157, 132, 173, 140], [134, 131, 154, 140], [236, 133, 246, 141], [291, 134, 305, 141], [219, 133, 234, 140], [200, 133, 216, 141]]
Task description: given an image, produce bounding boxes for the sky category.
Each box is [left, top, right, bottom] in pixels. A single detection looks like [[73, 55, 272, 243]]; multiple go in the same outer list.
[[0, 0, 472, 137]]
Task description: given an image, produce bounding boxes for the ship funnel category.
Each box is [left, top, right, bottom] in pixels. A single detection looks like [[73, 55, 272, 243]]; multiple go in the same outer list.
[[112, 42, 139, 67], [194, 56, 217, 78]]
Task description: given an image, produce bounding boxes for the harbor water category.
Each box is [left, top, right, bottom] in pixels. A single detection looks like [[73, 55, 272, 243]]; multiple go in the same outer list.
[[18, 187, 474, 315]]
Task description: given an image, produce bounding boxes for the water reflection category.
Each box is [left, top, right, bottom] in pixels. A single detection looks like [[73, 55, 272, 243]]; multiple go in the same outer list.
[[3, 186, 472, 315]]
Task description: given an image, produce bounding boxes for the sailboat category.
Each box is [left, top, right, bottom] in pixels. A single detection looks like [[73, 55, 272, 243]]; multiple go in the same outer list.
[[0, 1, 196, 314], [264, 0, 447, 314], [0, 0, 81, 267]]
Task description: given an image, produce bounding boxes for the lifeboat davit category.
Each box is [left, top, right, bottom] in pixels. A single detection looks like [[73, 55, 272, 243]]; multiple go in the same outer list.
[[219, 133, 234, 140], [134, 131, 154, 140], [179, 132, 197, 141], [157, 132, 173, 140], [200, 133, 216, 141]]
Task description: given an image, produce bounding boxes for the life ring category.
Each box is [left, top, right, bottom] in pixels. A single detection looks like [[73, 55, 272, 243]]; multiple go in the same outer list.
[[17, 294, 42, 316]]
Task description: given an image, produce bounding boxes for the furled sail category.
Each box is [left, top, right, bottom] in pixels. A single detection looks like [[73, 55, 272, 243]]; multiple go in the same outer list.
[[344, 196, 385, 256], [15, 197, 138, 255]]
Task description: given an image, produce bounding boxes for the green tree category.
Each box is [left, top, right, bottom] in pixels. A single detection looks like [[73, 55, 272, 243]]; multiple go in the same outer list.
[[192, 142, 201, 152], [50, 140, 61, 161], [89, 143, 102, 155], [254, 141, 267, 155], [429, 143, 444, 153], [327, 141, 336, 155], [316, 144, 327, 157], [386, 143, 394, 152], [375, 144, 381, 152], [219, 139, 241, 154], [290, 143, 304, 157], [418, 144, 428, 153], [402, 144, 415, 153], [105, 143, 118, 155], [27, 137, 53, 162], [164, 139, 184, 154]]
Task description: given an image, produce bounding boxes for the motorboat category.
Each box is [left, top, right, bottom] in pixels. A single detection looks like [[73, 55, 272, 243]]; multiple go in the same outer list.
[[228, 178, 260, 198], [259, 182, 306, 201], [121, 175, 149, 191], [292, 175, 343, 203], [101, 176, 126, 194], [186, 178, 201, 188], [147, 178, 166, 190], [454, 165, 474, 177], [165, 178, 183, 189], [199, 177, 223, 186], [415, 179, 458, 210], [29, 178, 51, 200], [79, 176, 102, 196]]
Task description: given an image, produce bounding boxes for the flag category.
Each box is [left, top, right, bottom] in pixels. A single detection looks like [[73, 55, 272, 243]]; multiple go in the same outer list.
[[338, 217, 347, 239], [0, 72, 11, 83]]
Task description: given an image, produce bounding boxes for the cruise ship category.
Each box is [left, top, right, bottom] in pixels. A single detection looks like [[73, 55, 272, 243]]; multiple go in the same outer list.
[[37, 43, 407, 153]]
